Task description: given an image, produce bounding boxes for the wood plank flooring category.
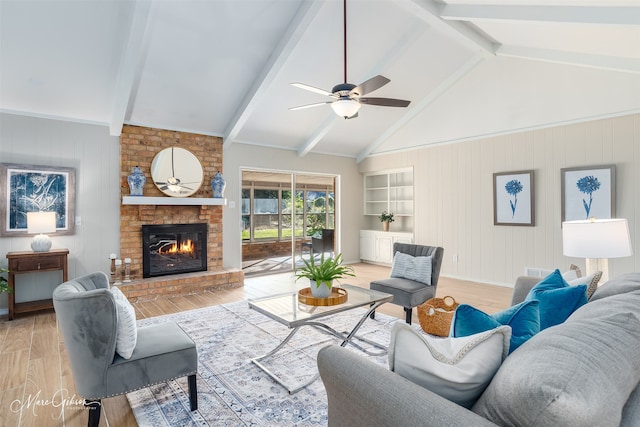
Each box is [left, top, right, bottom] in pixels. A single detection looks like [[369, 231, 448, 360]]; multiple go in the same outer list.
[[0, 263, 512, 426]]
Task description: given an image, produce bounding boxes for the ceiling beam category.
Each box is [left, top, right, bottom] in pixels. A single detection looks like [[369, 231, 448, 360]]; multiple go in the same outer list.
[[109, 0, 154, 136], [223, 1, 323, 148], [297, 116, 337, 157], [440, 5, 640, 26], [402, 0, 496, 56], [498, 45, 640, 75], [356, 54, 485, 163]]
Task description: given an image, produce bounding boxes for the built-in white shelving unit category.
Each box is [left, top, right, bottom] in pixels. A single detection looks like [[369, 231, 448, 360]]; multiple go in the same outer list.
[[364, 168, 413, 217], [122, 196, 227, 206]]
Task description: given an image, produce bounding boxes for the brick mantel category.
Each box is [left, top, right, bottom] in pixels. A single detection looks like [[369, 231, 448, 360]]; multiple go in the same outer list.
[[118, 125, 242, 299]]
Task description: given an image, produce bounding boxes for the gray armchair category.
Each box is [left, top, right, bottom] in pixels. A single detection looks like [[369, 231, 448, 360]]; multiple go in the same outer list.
[[370, 243, 444, 324], [53, 272, 198, 427]]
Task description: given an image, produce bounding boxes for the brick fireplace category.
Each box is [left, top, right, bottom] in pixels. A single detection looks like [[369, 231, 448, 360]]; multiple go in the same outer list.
[[116, 125, 243, 301]]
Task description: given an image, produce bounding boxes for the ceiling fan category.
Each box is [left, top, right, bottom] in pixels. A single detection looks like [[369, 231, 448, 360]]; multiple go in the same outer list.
[[290, 0, 410, 119]]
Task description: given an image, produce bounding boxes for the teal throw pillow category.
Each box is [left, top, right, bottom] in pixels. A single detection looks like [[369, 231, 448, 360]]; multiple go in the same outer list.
[[451, 300, 540, 354], [525, 269, 588, 330]]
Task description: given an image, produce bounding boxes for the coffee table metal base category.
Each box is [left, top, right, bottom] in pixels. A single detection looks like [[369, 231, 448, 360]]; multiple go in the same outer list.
[[250, 300, 388, 394]]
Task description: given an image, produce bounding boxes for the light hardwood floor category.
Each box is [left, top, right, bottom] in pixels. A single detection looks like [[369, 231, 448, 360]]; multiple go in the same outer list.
[[0, 263, 512, 426]]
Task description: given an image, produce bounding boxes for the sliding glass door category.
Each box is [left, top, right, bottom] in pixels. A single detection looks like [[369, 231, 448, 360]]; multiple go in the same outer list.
[[241, 170, 336, 276]]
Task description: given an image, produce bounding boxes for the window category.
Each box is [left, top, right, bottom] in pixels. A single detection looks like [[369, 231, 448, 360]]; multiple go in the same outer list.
[[241, 183, 334, 242]]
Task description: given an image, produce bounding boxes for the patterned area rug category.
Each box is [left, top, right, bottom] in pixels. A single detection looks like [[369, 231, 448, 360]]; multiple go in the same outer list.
[[127, 300, 401, 426]]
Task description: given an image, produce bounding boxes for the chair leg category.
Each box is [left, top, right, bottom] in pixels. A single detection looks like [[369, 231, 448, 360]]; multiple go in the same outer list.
[[85, 399, 101, 427], [188, 374, 198, 411], [404, 307, 412, 324]]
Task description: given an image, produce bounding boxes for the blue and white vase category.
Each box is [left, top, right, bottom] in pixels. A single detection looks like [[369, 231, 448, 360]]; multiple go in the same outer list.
[[127, 165, 146, 196], [211, 171, 226, 198]]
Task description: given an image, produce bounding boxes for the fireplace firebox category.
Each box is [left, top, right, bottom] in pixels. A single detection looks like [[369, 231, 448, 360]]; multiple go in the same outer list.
[[142, 223, 208, 278]]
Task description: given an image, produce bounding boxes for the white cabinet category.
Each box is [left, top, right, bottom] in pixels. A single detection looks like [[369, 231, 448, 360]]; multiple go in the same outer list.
[[364, 168, 413, 217], [360, 230, 414, 265]]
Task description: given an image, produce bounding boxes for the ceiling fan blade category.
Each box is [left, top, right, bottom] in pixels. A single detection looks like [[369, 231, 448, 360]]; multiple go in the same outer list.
[[350, 75, 390, 97], [291, 82, 333, 97], [289, 101, 333, 111], [359, 97, 410, 108]]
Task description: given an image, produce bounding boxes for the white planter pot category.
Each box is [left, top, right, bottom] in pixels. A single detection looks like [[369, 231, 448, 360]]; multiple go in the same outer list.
[[310, 280, 332, 298]]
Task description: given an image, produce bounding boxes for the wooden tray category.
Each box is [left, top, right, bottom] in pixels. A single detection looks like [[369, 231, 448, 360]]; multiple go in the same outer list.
[[298, 287, 348, 306]]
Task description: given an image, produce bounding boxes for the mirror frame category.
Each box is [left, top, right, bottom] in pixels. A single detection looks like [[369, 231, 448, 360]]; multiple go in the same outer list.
[[151, 147, 204, 198]]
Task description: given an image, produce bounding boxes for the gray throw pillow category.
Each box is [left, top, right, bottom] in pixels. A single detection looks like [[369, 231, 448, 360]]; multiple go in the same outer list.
[[590, 273, 640, 301], [390, 252, 432, 285], [472, 312, 640, 427]]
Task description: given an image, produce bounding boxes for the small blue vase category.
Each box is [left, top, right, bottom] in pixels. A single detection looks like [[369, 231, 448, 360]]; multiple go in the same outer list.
[[127, 165, 146, 196], [211, 171, 226, 198]]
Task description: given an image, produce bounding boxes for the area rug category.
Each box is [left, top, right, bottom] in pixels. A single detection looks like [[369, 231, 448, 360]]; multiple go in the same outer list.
[[126, 300, 402, 426]]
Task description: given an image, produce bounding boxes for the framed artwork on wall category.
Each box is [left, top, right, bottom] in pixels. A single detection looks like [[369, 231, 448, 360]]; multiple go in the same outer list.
[[0, 163, 76, 236], [561, 165, 615, 223], [493, 170, 535, 226]]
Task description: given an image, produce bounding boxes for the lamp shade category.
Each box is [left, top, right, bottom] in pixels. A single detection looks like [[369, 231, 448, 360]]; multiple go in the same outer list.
[[27, 211, 57, 234], [562, 219, 633, 259], [331, 99, 361, 118]]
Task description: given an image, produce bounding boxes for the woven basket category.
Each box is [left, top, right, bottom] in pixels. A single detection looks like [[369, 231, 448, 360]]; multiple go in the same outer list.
[[417, 296, 459, 337]]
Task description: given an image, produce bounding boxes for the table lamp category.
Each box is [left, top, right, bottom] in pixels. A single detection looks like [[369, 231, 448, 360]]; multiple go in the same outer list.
[[562, 218, 633, 283], [27, 211, 57, 252]]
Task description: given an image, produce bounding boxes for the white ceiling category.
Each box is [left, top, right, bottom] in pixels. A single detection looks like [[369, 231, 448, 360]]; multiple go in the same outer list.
[[1, 0, 639, 162]]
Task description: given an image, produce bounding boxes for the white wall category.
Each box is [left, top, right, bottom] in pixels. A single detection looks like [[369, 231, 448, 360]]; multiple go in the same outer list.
[[222, 143, 364, 268], [359, 113, 640, 287], [0, 113, 120, 310]]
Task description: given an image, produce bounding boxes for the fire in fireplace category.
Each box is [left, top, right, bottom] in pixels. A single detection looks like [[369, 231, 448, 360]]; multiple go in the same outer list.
[[142, 223, 207, 278]]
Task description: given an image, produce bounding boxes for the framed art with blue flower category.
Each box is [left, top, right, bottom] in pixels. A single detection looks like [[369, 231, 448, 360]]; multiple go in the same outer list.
[[561, 165, 615, 223], [493, 170, 535, 226], [0, 163, 76, 236]]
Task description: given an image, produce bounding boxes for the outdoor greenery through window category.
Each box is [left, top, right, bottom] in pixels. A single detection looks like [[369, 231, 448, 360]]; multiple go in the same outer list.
[[242, 184, 334, 242]]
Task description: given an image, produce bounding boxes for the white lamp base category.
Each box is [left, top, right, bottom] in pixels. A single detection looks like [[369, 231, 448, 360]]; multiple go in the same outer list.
[[31, 234, 52, 252], [586, 258, 608, 284]]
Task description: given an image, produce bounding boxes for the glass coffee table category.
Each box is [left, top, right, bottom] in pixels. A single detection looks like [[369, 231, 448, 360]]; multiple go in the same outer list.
[[248, 283, 393, 393]]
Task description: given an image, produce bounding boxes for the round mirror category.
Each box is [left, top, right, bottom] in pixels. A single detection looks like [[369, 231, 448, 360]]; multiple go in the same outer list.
[[151, 147, 203, 198]]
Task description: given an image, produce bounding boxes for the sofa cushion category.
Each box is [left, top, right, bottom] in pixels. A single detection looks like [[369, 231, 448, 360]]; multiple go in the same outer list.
[[568, 290, 640, 324], [621, 382, 640, 427], [111, 287, 137, 359], [451, 300, 539, 353], [390, 252, 432, 285], [472, 312, 640, 427], [389, 323, 511, 409], [525, 269, 587, 329], [590, 273, 640, 301]]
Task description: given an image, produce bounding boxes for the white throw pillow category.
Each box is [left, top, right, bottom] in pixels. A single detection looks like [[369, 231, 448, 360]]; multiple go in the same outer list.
[[388, 323, 511, 409], [390, 252, 432, 285], [111, 287, 137, 359], [568, 271, 602, 299]]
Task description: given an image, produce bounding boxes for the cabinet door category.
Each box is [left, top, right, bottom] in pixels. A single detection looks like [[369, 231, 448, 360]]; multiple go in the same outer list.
[[392, 235, 413, 246], [375, 235, 394, 264], [360, 233, 376, 261]]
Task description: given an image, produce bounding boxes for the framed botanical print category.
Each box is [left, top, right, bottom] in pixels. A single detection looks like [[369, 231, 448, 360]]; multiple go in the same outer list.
[[493, 170, 535, 226], [561, 165, 615, 222], [0, 163, 76, 236]]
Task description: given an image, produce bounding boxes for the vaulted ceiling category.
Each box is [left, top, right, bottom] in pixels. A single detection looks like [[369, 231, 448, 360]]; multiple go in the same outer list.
[[1, 0, 639, 162]]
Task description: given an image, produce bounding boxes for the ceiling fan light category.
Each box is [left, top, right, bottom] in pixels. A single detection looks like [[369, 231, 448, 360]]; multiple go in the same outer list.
[[331, 99, 361, 119]]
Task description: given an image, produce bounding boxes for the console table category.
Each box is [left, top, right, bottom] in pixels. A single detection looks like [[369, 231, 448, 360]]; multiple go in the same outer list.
[[6, 249, 69, 320]]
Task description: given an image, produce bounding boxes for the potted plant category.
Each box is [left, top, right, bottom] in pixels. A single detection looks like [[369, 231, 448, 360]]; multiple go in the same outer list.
[[295, 253, 355, 298], [0, 267, 12, 294], [379, 211, 395, 231]]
